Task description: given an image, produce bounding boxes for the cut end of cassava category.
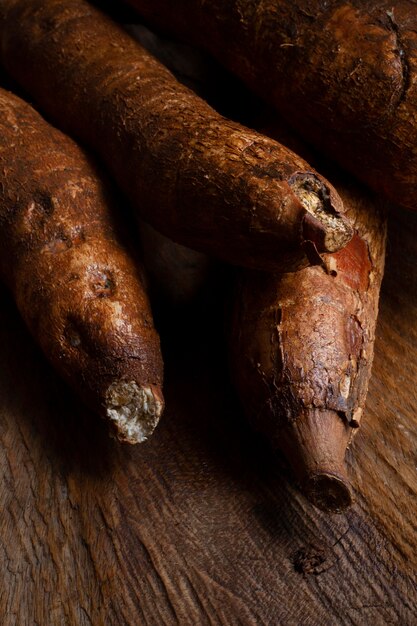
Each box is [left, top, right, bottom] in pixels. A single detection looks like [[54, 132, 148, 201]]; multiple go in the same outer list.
[[304, 472, 353, 513], [289, 173, 353, 253], [279, 408, 353, 513], [105, 380, 164, 444]]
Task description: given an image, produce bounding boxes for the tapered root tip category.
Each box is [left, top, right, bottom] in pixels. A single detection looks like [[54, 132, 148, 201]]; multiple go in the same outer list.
[[105, 381, 164, 444], [279, 408, 354, 513], [303, 472, 353, 513]]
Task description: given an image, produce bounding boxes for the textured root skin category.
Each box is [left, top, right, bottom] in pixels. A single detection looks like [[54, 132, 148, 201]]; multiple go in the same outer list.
[[0, 87, 164, 442], [230, 161, 387, 512], [280, 409, 354, 513], [0, 0, 352, 271], [121, 0, 417, 211]]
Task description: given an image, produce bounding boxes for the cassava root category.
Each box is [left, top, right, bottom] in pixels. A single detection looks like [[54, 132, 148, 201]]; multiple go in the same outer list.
[[121, 0, 417, 211], [231, 158, 387, 512], [0, 87, 164, 443]]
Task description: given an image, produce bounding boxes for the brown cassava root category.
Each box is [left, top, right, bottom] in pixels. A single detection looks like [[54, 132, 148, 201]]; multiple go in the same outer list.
[[231, 158, 387, 512], [122, 0, 417, 211], [0, 87, 164, 444]]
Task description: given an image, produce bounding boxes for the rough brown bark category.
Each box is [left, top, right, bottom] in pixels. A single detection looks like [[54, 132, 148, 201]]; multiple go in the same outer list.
[[230, 163, 387, 511], [121, 0, 417, 211], [0, 0, 353, 271], [0, 87, 164, 444]]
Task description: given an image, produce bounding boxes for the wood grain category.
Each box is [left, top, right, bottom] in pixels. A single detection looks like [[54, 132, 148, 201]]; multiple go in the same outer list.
[[0, 203, 416, 625]]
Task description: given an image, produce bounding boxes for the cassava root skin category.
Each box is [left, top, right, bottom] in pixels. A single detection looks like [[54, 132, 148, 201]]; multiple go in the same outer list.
[[0, 87, 164, 444], [230, 167, 387, 512], [0, 0, 353, 271], [121, 0, 417, 211]]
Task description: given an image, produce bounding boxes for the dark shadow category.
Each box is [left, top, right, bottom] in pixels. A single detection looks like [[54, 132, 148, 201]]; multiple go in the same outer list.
[[0, 285, 117, 479], [151, 266, 334, 543], [381, 207, 417, 306]]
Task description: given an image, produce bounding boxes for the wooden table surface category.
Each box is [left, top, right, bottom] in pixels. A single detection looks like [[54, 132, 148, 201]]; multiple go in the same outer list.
[[0, 204, 416, 626]]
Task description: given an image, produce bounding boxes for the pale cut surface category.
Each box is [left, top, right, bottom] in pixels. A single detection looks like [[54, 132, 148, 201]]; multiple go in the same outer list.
[[289, 173, 352, 252], [106, 381, 164, 444]]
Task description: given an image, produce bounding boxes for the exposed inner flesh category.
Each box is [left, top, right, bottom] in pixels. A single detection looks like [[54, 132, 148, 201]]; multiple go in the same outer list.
[[105, 380, 163, 443], [290, 173, 352, 252]]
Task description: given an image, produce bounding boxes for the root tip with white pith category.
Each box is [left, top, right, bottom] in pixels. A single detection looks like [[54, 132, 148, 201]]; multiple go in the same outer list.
[[105, 380, 164, 444]]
